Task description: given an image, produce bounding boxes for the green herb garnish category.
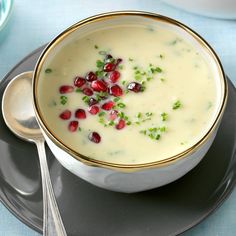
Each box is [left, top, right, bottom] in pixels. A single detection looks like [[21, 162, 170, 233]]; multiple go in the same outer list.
[[117, 103, 126, 108], [118, 111, 125, 119], [98, 111, 106, 117], [60, 96, 67, 105], [145, 112, 153, 117], [140, 125, 166, 141], [108, 121, 115, 126], [76, 88, 82, 93], [96, 60, 104, 68], [136, 112, 142, 118], [113, 97, 120, 103], [172, 100, 182, 110], [45, 68, 52, 73], [82, 96, 90, 104], [161, 112, 168, 121], [94, 45, 99, 49]]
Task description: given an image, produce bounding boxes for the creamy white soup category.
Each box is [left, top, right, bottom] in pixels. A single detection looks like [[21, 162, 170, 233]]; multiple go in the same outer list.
[[38, 24, 218, 164]]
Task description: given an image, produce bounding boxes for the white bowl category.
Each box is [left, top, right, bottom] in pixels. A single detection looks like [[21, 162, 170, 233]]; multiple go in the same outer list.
[[32, 11, 228, 193], [162, 0, 236, 19]]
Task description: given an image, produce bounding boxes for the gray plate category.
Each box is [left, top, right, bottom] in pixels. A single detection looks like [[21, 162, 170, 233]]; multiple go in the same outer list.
[[0, 46, 236, 236]]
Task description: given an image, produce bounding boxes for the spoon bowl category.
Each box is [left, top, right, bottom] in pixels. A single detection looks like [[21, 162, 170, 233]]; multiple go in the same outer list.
[[2, 72, 43, 142]]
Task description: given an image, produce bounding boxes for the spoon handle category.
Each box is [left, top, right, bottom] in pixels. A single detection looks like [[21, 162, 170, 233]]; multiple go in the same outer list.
[[36, 140, 67, 236]]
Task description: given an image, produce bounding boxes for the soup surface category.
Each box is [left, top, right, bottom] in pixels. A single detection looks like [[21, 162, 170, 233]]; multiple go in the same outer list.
[[38, 23, 218, 164]]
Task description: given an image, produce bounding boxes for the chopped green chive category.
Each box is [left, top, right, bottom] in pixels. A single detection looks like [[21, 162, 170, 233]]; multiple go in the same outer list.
[[161, 112, 168, 121], [76, 88, 82, 93], [60, 96, 67, 105], [108, 121, 115, 126], [140, 125, 166, 141], [160, 126, 166, 132], [94, 45, 99, 49], [146, 112, 153, 117], [113, 97, 120, 103], [128, 58, 134, 62], [45, 68, 52, 73], [95, 70, 107, 78], [117, 103, 126, 108], [82, 96, 89, 104], [122, 80, 126, 85], [96, 60, 104, 68], [172, 100, 182, 110], [124, 116, 129, 121], [118, 112, 125, 119], [135, 75, 142, 81], [137, 112, 142, 118], [98, 111, 106, 117]]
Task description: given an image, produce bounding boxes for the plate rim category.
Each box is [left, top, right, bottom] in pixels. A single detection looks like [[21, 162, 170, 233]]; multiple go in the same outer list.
[[0, 46, 236, 236]]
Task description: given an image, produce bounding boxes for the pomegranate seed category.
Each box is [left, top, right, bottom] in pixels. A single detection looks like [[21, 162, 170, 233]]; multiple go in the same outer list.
[[59, 110, 71, 120], [88, 132, 101, 143], [82, 87, 93, 96], [103, 63, 115, 72], [116, 119, 126, 130], [75, 109, 86, 119], [109, 84, 123, 97], [86, 71, 97, 82], [59, 85, 74, 94], [91, 80, 107, 92], [109, 71, 120, 83], [127, 82, 142, 93], [109, 110, 118, 120], [101, 101, 114, 111], [74, 76, 86, 87], [88, 105, 99, 115], [68, 121, 78, 132], [88, 97, 98, 106]]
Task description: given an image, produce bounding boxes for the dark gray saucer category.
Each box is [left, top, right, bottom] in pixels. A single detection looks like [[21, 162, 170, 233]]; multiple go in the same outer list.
[[0, 46, 236, 236]]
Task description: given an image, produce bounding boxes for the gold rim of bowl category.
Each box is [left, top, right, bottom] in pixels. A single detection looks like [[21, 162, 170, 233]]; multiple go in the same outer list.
[[33, 11, 228, 172]]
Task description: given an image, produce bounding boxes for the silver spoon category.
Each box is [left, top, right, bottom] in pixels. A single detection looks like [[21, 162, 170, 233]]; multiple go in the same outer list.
[[2, 71, 67, 236]]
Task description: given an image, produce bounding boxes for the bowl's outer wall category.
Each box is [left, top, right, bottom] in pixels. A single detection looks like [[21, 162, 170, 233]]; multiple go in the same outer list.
[[43, 124, 219, 193]]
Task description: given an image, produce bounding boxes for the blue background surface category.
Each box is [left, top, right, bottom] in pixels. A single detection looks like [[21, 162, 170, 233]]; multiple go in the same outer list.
[[0, 0, 236, 235]]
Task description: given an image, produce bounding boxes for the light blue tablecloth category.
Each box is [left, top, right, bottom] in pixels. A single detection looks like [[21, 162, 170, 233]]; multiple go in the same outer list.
[[1, 1, 236, 235]]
